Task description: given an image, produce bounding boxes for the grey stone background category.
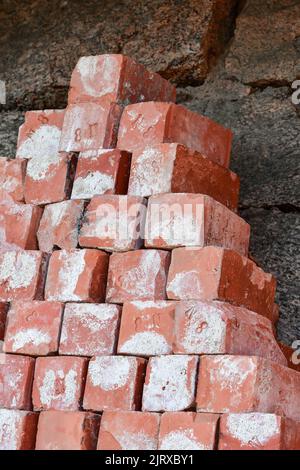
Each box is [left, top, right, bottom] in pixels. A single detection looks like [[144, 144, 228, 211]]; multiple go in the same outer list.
[[0, 0, 299, 344]]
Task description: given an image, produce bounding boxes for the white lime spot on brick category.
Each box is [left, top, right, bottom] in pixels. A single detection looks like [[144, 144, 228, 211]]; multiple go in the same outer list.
[[160, 430, 207, 450], [11, 328, 51, 352], [120, 331, 171, 356], [226, 413, 279, 447], [0, 251, 37, 290], [89, 356, 131, 391], [72, 171, 114, 199], [115, 430, 157, 450], [168, 271, 202, 299]]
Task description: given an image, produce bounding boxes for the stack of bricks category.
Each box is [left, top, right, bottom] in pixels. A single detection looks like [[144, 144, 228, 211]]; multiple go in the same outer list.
[[0, 54, 299, 451]]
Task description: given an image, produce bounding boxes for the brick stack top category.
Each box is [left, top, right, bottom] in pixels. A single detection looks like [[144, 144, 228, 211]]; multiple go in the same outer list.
[[0, 54, 299, 451]]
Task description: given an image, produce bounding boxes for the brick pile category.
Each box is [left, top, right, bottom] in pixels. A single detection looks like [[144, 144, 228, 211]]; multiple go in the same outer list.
[[0, 54, 299, 451]]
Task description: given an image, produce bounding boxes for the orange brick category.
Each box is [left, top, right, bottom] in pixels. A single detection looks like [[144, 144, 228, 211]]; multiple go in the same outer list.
[[45, 249, 108, 302], [196, 355, 300, 420], [142, 355, 198, 412], [83, 356, 146, 412], [97, 410, 160, 450], [59, 103, 122, 152], [117, 301, 176, 356], [68, 54, 176, 106], [59, 303, 121, 356], [0, 250, 48, 301], [0, 158, 26, 202], [145, 193, 249, 255], [3, 301, 63, 356], [219, 413, 300, 450], [0, 409, 38, 450], [127, 144, 239, 210], [79, 195, 147, 251], [158, 412, 219, 450], [118, 102, 232, 167], [71, 149, 131, 199], [32, 356, 88, 411], [174, 300, 286, 365], [35, 410, 100, 450], [167, 246, 276, 319], [37, 199, 85, 252], [0, 353, 35, 410], [0, 303, 8, 340]]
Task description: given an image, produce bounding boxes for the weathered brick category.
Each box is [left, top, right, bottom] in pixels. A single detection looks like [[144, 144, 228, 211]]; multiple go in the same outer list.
[[167, 246, 276, 319], [3, 301, 63, 356], [97, 410, 160, 450], [0, 158, 26, 202], [32, 356, 88, 411], [278, 342, 300, 372], [0, 250, 48, 301], [118, 102, 232, 167], [0, 353, 35, 410], [142, 355, 198, 412], [117, 301, 176, 357], [145, 193, 249, 255], [59, 103, 122, 152], [83, 356, 146, 412], [0, 409, 38, 450], [106, 250, 170, 303], [59, 303, 121, 356], [71, 149, 131, 199], [44, 249, 108, 302], [0, 303, 8, 340], [68, 54, 176, 106], [35, 410, 100, 450], [37, 199, 84, 252], [79, 195, 147, 251], [127, 143, 239, 210], [158, 412, 219, 450]]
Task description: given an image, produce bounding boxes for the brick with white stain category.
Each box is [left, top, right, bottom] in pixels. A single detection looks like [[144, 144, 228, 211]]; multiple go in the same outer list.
[[0, 353, 35, 410], [71, 149, 131, 200], [83, 356, 146, 412], [0, 158, 26, 202], [142, 355, 198, 412], [0, 409, 38, 450], [44, 249, 109, 302], [106, 249, 170, 303], [59, 303, 121, 356], [3, 301, 63, 356], [117, 301, 176, 357], [158, 412, 219, 450], [167, 246, 276, 320], [79, 195, 147, 251], [0, 250, 48, 301], [32, 356, 88, 411], [97, 410, 160, 450], [37, 199, 85, 252]]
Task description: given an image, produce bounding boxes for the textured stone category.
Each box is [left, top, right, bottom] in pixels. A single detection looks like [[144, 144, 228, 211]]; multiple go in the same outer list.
[[0, 353, 35, 410], [0, 409, 38, 450], [0, 111, 24, 157], [35, 410, 100, 450]]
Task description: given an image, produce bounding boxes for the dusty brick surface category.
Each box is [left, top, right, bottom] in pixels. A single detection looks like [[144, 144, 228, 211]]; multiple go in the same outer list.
[[0, 353, 35, 410], [0, 409, 38, 450], [0, 158, 26, 202]]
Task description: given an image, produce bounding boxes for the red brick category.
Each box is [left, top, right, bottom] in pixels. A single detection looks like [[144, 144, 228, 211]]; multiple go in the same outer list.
[[117, 301, 176, 357], [0, 190, 42, 250], [219, 413, 300, 450], [59, 103, 122, 152], [83, 356, 146, 412], [0, 303, 8, 340], [24, 151, 77, 205], [127, 144, 239, 210], [97, 410, 160, 450], [196, 355, 300, 420], [158, 412, 219, 450], [167, 246, 276, 319], [118, 102, 232, 167], [35, 410, 100, 450], [174, 300, 286, 365], [0, 250, 48, 301], [32, 356, 88, 411], [45, 249, 108, 302], [106, 250, 170, 303], [68, 54, 176, 106], [142, 355, 198, 412], [0, 409, 38, 450], [145, 193, 249, 255], [16, 109, 65, 160], [278, 342, 300, 372], [0, 158, 26, 202], [59, 303, 121, 356], [37, 199, 84, 252], [79, 195, 147, 251], [71, 149, 131, 199], [0, 353, 35, 410], [3, 301, 63, 356]]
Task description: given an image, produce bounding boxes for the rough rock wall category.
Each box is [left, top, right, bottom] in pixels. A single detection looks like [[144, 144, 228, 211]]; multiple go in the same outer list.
[[0, 0, 299, 343]]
